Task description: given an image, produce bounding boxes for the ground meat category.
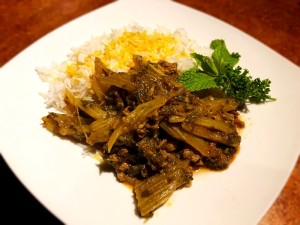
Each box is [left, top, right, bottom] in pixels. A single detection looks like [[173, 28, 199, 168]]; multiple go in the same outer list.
[[181, 149, 201, 163]]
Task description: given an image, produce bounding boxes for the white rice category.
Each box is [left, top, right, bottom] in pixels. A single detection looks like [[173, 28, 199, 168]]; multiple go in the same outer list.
[[36, 24, 212, 112]]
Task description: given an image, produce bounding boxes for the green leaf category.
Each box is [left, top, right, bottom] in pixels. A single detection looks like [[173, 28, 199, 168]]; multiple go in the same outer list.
[[177, 68, 218, 92], [214, 65, 274, 103], [191, 53, 218, 75], [210, 39, 240, 73]]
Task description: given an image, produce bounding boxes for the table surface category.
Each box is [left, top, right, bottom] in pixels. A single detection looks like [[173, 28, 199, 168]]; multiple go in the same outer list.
[[0, 0, 299, 224]]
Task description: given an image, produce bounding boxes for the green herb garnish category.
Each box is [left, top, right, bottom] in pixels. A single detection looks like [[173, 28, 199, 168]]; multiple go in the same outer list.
[[178, 39, 275, 103]]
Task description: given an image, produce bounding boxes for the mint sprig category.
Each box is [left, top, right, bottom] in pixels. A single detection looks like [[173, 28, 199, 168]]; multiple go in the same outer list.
[[177, 68, 217, 91]]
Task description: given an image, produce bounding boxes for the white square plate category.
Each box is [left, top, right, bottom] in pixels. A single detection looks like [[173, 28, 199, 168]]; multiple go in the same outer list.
[[1, 0, 299, 224]]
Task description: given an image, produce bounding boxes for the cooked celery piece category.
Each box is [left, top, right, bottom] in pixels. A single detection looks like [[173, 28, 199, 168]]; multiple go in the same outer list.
[[182, 123, 240, 147], [65, 89, 107, 119], [90, 74, 106, 100], [87, 117, 118, 145], [161, 122, 217, 157], [148, 63, 167, 77], [99, 73, 136, 92], [134, 161, 191, 217], [42, 112, 90, 140], [192, 117, 235, 133], [168, 115, 186, 123]]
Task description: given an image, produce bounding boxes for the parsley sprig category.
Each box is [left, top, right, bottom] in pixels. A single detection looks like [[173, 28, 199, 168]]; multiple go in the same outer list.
[[178, 39, 275, 103]]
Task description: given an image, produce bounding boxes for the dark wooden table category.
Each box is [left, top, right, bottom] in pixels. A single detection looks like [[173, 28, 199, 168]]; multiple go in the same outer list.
[[1, 0, 299, 224]]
